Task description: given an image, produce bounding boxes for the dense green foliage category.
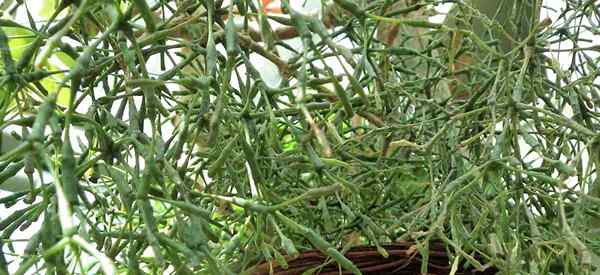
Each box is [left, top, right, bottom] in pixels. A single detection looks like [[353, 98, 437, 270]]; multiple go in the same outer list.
[[0, 0, 599, 274]]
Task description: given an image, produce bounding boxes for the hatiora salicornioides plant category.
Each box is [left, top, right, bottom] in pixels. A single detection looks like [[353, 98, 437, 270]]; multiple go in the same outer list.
[[0, 0, 599, 274]]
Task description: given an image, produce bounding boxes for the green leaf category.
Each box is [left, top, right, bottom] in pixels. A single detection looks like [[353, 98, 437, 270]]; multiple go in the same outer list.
[[38, 0, 59, 20]]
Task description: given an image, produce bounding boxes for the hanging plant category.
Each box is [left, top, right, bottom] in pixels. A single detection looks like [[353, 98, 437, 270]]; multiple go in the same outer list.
[[0, 0, 599, 274]]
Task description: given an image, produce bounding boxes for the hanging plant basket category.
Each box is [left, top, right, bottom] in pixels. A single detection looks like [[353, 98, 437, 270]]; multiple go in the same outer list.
[[250, 241, 498, 275]]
